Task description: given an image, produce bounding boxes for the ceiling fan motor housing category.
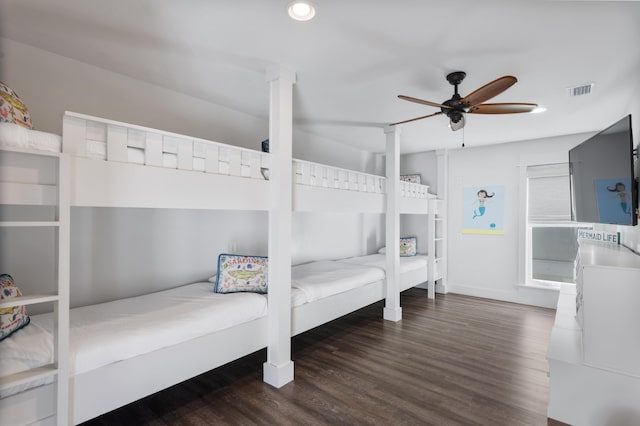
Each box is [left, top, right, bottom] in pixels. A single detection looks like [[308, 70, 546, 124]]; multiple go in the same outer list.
[[442, 71, 467, 122]]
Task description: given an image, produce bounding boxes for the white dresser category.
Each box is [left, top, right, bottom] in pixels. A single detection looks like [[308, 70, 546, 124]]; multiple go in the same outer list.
[[547, 240, 640, 425]]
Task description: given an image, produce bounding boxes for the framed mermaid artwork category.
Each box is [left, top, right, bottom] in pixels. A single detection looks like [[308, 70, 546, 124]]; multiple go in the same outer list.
[[462, 185, 505, 235]]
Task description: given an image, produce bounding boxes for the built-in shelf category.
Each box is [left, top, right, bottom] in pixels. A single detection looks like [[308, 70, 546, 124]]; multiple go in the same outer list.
[[0, 145, 60, 158], [0, 294, 59, 309], [0, 221, 60, 228], [0, 147, 69, 424], [0, 365, 58, 393]]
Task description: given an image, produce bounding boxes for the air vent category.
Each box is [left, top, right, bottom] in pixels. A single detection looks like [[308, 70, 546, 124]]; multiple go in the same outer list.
[[568, 83, 594, 97]]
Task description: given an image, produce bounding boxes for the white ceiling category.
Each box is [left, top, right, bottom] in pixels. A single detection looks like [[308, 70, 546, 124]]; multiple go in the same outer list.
[[2, 0, 640, 154]]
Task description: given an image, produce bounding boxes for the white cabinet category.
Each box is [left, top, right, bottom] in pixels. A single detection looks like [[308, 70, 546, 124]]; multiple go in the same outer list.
[[577, 242, 640, 375], [0, 148, 70, 425], [547, 240, 640, 425]]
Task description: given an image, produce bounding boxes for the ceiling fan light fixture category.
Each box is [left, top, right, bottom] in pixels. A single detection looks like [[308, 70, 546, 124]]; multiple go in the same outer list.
[[449, 114, 465, 131], [288, 1, 316, 21]]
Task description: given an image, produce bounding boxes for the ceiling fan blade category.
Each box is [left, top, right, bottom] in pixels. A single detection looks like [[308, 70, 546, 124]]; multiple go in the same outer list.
[[461, 76, 517, 107], [398, 95, 449, 109], [468, 103, 538, 114], [450, 114, 465, 131], [390, 111, 443, 126]]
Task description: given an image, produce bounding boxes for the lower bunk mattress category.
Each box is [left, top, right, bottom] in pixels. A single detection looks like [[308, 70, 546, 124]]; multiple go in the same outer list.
[[0, 282, 268, 398], [290, 260, 386, 307], [289, 254, 428, 308], [337, 253, 428, 274]]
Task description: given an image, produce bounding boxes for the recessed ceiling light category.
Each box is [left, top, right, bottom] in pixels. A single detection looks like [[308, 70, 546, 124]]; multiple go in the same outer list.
[[288, 1, 316, 21], [531, 106, 547, 114]]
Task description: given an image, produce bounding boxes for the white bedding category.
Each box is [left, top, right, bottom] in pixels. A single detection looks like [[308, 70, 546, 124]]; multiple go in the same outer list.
[[338, 253, 428, 273], [0, 123, 61, 153], [291, 260, 385, 306], [0, 282, 267, 397]]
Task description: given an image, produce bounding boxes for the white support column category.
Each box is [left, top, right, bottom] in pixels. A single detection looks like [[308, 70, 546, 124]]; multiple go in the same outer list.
[[435, 149, 448, 294], [384, 126, 402, 321], [263, 65, 296, 388], [427, 200, 437, 300], [56, 153, 71, 425]]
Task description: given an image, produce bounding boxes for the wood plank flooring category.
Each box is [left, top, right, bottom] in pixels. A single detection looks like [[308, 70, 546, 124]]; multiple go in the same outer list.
[[81, 289, 556, 426]]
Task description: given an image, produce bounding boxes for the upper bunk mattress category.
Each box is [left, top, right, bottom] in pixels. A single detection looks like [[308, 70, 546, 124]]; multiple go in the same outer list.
[[291, 260, 385, 307], [0, 123, 61, 153], [337, 253, 428, 273], [0, 282, 267, 397]]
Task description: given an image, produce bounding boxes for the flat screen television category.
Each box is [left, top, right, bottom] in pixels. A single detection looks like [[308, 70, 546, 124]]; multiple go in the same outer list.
[[569, 114, 638, 226]]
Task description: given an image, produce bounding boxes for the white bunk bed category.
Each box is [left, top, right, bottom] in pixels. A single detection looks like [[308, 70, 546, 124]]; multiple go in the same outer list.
[[289, 156, 435, 336], [0, 108, 443, 424], [0, 114, 273, 425]]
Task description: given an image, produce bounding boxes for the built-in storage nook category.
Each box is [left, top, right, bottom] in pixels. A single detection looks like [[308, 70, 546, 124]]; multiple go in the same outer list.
[[547, 240, 640, 425]]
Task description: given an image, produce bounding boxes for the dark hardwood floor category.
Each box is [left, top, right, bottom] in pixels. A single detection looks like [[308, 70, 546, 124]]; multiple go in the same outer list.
[[82, 289, 556, 426]]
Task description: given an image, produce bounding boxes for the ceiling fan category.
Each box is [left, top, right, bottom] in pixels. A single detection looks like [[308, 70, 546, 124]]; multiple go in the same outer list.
[[391, 71, 538, 131]]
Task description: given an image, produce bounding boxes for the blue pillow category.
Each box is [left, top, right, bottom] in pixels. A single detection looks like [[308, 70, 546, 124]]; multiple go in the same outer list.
[[400, 236, 417, 257], [214, 254, 268, 294]]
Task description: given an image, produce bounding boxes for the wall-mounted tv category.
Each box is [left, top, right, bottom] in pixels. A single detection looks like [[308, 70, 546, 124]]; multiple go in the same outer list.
[[569, 114, 638, 226]]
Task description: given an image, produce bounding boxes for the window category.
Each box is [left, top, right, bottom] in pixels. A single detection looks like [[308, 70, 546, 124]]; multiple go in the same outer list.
[[526, 163, 590, 285]]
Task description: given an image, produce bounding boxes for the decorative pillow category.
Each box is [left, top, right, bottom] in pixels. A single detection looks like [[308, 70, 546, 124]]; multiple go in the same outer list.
[[400, 174, 421, 184], [0, 81, 33, 129], [214, 254, 268, 294], [0, 274, 30, 341], [400, 236, 417, 257]]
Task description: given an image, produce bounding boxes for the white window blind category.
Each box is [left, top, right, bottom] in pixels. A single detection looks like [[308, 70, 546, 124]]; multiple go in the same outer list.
[[527, 163, 571, 222]]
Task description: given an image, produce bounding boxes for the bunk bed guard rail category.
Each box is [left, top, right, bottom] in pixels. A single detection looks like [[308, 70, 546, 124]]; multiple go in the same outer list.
[[294, 159, 384, 194], [62, 112, 270, 180]]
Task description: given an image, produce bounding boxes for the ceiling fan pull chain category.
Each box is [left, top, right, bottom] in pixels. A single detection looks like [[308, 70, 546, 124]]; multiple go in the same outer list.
[[461, 125, 465, 148]]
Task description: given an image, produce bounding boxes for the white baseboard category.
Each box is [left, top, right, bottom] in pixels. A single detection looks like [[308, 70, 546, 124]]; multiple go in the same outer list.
[[446, 282, 559, 309]]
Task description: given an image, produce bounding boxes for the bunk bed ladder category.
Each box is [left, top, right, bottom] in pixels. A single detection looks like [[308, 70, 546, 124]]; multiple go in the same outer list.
[[0, 149, 70, 424]]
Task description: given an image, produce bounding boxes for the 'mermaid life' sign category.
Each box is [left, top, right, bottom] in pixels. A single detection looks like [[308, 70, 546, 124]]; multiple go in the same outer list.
[[577, 229, 621, 245]]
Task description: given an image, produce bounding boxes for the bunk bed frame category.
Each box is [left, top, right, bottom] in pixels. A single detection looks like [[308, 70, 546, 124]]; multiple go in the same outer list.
[[0, 70, 444, 424]]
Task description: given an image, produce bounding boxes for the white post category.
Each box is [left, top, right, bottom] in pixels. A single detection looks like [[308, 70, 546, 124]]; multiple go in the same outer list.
[[56, 153, 70, 425], [384, 126, 402, 321], [435, 149, 448, 294], [427, 200, 436, 300], [263, 65, 296, 388]]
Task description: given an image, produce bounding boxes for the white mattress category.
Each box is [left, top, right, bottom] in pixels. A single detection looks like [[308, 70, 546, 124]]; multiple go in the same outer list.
[[0, 123, 61, 153], [338, 253, 428, 273], [0, 282, 267, 397], [291, 260, 385, 306]]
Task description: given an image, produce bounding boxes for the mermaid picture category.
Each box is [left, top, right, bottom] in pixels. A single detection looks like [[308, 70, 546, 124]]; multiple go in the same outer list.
[[462, 185, 505, 235], [606, 182, 631, 214], [472, 189, 495, 219]]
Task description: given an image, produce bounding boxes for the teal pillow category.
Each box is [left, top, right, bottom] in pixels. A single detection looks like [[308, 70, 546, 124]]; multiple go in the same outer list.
[[400, 236, 417, 257]]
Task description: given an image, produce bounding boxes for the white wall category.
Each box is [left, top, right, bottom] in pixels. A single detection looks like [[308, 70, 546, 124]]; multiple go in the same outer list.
[[0, 38, 381, 173], [445, 134, 589, 308], [0, 38, 384, 306]]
